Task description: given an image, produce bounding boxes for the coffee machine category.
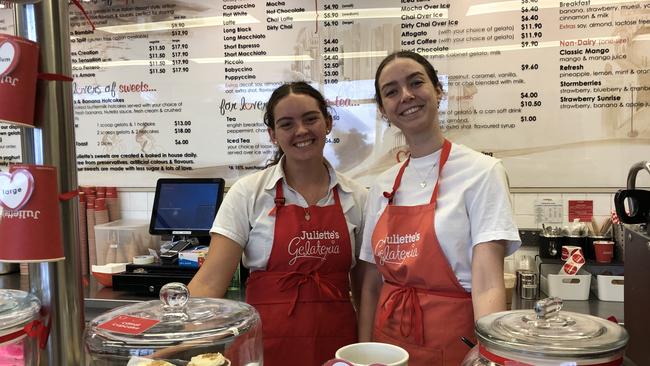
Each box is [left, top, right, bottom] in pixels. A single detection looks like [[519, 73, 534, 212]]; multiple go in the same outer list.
[[615, 161, 650, 365]]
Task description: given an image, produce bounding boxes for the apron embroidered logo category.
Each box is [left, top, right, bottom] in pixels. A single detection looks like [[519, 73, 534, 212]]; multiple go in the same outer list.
[[300, 230, 340, 241], [374, 232, 421, 265], [287, 230, 342, 265]]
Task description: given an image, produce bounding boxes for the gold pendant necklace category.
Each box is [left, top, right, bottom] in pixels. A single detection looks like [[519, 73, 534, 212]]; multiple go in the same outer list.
[[304, 207, 311, 221], [411, 160, 437, 189]]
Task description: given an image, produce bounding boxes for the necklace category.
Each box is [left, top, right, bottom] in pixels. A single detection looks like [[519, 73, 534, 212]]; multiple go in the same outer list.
[[410, 159, 437, 188], [304, 207, 311, 221]]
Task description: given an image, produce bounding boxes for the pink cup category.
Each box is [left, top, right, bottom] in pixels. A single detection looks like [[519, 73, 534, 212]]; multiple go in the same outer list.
[[594, 241, 614, 263]]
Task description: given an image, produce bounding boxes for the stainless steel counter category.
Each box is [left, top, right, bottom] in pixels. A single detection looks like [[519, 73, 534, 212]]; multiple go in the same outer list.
[[0, 273, 245, 321], [3, 272, 624, 322], [511, 288, 625, 325], [2, 272, 638, 365]]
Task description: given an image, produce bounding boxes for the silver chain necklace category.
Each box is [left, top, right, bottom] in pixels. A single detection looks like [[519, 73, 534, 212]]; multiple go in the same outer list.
[[410, 160, 437, 188]]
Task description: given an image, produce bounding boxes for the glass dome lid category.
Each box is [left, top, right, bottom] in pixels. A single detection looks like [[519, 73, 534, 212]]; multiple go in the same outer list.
[[0, 289, 40, 333], [476, 297, 628, 358], [87, 283, 260, 346]]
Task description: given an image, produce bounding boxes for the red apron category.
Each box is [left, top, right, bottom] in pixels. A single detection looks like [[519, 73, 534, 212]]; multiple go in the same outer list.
[[246, 181, 357, 366], [371, 140, 475, 366]]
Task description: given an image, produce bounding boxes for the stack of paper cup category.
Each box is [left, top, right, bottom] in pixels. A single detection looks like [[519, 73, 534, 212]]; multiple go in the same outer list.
[[86, 196, 96, 266], [105, 187, 121, 221], [78, 191, 88, 276], [96, 186, 106, 199], [94, 198, 111, 264]]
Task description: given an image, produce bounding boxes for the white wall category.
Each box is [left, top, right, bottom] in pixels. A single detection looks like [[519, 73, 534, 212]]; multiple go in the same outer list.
[[118, 189, 617, 274], [118, 189, 616, 230]]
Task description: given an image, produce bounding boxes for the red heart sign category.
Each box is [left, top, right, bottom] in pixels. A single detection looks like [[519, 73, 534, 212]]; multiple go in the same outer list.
[[0, 39, 20, 78], [0, 168, 35, 211]]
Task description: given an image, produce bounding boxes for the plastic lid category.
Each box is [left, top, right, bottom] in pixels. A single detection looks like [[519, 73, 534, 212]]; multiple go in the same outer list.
[[0, 290, 41, 333], [87, 283, 259, 347], [476, 297, 628, 359]]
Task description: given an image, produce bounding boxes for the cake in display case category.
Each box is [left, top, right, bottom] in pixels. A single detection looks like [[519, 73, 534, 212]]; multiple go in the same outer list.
[[0, 289, 41, 366], [85, 283, 262, 366]]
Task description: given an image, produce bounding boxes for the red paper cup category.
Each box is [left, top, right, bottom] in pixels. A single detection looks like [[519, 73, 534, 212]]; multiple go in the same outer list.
[[95, 197, 106, 210], [594, 241, 614, 263], [106, 187, 118, 198], [0, 34, 39, 127], [0, 164, 65, 262]]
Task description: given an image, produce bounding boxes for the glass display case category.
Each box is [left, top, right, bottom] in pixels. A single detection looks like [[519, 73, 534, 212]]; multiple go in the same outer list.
[[0, 289, 41, 366], [462, 297, 628, 366], [85, 283, 262, 366]]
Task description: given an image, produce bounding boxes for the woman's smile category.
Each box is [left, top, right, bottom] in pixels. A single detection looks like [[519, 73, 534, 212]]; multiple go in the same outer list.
[[294, 139, 315, 148], [400, 105, 424, 117]]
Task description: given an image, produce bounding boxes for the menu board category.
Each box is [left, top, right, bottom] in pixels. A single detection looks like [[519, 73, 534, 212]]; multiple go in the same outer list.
[[0, 6, 22, 171], [65, 1, 650, 187]]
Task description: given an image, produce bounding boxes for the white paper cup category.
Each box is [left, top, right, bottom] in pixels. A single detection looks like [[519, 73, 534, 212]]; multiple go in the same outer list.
[[335, 342, 409, 366]]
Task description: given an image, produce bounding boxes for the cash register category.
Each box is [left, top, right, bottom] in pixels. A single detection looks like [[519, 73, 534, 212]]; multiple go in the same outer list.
[[112, 178, 225, 295]]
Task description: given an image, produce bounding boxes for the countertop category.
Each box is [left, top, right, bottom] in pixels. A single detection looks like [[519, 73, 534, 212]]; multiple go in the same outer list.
[[510, 288, 625, 325], [0, 272, 245, 321], [1, 272, 637, 365], [2, 272, 623, 323]]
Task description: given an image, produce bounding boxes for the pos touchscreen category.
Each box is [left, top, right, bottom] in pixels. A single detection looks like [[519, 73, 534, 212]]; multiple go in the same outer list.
[[149, 178, 225, 237]]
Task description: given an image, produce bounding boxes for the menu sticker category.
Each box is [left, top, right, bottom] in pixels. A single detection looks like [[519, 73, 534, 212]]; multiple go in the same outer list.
[[97, 315, 160, 335], [534, 198, 562, 224], [568, 200, 593, 222]]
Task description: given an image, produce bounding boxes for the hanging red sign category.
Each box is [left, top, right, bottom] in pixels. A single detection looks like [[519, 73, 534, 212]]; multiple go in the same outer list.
[[0, 34, 39, 128], [0, 164, 65, 262]]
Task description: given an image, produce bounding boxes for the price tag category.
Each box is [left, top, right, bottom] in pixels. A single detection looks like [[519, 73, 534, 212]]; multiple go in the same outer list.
[[97, 315, 160, 335]]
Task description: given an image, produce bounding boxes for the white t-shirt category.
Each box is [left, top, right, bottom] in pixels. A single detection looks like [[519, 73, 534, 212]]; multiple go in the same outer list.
[[359, 143, 521, 291], [212, 157, 368, 272]]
